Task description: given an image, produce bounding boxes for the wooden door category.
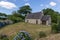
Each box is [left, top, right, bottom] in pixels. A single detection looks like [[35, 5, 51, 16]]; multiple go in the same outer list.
[[42, 21, 46, 25], [36, 20, 38, 24]]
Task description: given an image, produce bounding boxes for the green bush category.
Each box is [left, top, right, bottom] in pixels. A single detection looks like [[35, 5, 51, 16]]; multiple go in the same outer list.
[[57, 21, 60, 33], [0, 34, 9, 40], [39, 31, 47, 38], [8, 15, 23, 23], [51, 23, 58, 33]]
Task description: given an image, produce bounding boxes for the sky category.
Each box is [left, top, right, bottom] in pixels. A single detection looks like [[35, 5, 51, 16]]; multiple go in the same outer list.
[[0, 0, 60, 14]]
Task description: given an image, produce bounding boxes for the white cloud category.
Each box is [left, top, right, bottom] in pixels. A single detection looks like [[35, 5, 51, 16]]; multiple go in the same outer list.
[[50, 2, 56, 6], [0, 1, 17, 9], [25, 3, 30, 6]]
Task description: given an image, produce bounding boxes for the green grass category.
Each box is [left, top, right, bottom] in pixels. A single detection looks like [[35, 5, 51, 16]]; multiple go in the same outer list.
[[0, 22, 51, 40]]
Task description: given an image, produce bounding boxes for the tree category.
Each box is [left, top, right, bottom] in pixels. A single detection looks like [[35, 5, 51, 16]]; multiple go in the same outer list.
[[8, 11, 24, 23], [8, 15, 23, 23], [12, 11, 25, 19], [57, 16, 60, 32], [12, 11, 21, 17], [0, 13, 7, 16], [43, 8, 59, 23], [51, 16, 60, 33], [18, 5, 32, 16]]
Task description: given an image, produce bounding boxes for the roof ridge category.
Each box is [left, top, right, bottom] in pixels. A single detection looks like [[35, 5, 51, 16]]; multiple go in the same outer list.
[[32, 12, 41, 14]]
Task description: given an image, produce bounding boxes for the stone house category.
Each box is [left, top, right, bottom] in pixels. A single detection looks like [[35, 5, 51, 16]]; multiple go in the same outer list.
[[25, 12, 51, 26]]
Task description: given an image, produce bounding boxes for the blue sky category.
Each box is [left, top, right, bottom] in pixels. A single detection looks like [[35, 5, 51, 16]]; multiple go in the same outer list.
[[0, 0, 60, 14]]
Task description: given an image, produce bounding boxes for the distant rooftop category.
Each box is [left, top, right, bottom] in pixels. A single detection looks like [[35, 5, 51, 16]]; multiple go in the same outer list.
[[0, 16, 8, 19], [25, 12, 51, 21], [25, 12, 43, 19]]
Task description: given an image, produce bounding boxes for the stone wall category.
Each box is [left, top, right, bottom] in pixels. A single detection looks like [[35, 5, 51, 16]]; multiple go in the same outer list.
[[46, 17, 51, 26], [25, 18, 51, 26], [25, 19, 41, 24]]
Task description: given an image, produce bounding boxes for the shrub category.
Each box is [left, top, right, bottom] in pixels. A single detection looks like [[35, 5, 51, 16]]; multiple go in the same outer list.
[[8, 15, 23, 23], [39, 31, 47, 38], [51, 23, 58, 33], [57, 21, 60, 33], [0, 34, 9, 40], [13, 31, 32, 40]]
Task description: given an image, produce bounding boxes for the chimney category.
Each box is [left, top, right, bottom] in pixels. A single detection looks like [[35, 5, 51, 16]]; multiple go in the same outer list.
[[41, 11, 44, 16]]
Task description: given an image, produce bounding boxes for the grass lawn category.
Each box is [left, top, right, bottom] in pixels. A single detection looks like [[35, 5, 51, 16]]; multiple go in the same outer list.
[[0, 22, 51, 40]]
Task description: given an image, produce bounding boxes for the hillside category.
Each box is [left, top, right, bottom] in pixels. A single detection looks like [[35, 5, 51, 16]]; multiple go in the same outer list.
[[0, 22, 60, 40]]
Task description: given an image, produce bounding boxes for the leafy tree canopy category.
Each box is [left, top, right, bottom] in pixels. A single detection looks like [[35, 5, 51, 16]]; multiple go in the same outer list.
[[18, 5, 32, 16], [42, 8, 59, 23], [0, 12, 7, 16]]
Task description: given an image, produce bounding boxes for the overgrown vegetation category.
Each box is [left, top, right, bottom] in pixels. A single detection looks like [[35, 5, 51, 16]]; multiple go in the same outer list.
[[0, 13, 7, 16], [0, 22, 51, 40], [0, 34, 9, 40], [51, 16, 60, 33], [43, 8, 59, 23], [51, 23, 58, 33], [39, 31, 47, 38]]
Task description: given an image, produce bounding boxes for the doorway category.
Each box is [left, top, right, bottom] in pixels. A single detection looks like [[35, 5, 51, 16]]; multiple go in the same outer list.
[[27, 20, 29, 23], [36, 20, 38, 24], [42, 21, 46, 25]]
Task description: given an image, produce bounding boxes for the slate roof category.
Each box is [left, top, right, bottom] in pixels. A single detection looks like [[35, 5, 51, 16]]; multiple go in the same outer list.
[[25, 12, 51, 21], [41, 15, 51, 21], [25, 12, 43, 19]]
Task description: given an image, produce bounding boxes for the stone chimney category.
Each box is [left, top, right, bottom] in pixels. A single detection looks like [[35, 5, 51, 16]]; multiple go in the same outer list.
[[41, 11, 44, 16]]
